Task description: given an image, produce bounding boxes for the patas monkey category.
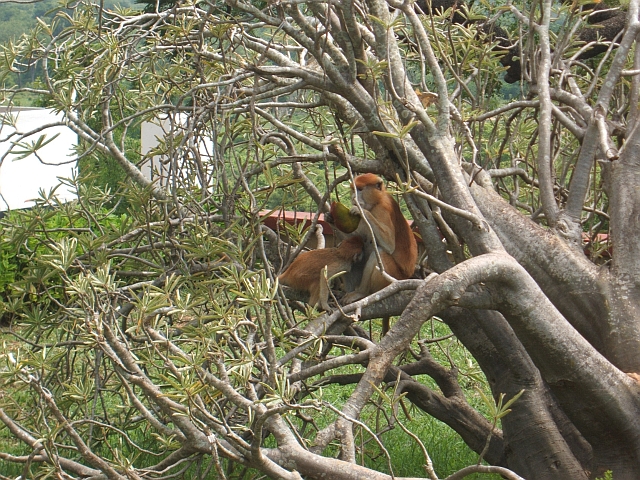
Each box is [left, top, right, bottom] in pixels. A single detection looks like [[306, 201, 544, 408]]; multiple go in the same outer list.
[[342, 174, 418, 304], [278, 236, 365, 311]]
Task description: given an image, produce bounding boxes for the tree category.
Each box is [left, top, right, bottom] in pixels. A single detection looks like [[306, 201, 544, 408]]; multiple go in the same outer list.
[[0, 0, 639, 478]]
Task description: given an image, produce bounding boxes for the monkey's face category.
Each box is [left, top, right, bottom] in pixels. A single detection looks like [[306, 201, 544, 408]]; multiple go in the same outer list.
[[351, 184, 365, 208], [352, 182, 382, 210]]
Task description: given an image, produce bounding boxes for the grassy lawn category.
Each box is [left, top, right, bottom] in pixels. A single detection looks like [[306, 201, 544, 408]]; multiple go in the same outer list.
[[366, 412, 497, 478], [0, 315, 501, 479]]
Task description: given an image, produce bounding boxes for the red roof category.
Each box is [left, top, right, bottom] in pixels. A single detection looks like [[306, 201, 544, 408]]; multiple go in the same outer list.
[[260, 210, 335, 235]]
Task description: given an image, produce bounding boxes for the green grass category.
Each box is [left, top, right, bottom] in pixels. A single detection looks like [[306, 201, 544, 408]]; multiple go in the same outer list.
[[363, 410, 500, 479], [0, 315, 502, 479], [308, 317, 502, 479]]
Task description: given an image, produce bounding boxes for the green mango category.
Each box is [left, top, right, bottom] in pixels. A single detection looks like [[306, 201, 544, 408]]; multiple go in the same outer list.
[[330, 201, 361, 233]]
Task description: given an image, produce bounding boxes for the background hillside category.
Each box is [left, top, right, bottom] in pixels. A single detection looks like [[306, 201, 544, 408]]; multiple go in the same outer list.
[[0, 0, 137, 44], [0, 0, 138, 91]]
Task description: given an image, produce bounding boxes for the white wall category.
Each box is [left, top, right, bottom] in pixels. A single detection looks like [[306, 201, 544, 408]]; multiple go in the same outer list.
[[0, 107, 78, 212], [141, 116, 214, 188], [140, 118, 171, 187]]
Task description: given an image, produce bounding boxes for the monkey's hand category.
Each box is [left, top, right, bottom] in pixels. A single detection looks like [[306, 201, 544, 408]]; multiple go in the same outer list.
[[324, 210, 334, 224], [348, 205, 362, 217]]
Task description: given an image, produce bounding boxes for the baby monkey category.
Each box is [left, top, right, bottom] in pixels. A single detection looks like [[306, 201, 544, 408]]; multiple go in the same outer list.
[[278, 236, 364, 311]]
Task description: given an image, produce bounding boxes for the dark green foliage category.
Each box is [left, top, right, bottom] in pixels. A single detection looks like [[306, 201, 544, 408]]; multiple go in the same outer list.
[[0, 0, 136, 45]]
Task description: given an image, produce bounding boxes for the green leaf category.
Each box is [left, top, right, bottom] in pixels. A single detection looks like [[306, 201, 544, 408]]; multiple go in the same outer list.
[[372, 131, 400, 138], [10, 133, 61, 160]]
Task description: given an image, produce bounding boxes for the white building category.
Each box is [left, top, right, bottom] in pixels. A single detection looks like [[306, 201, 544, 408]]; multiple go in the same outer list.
[[141, 115, 214, 188], [0, 107, 78, 212]]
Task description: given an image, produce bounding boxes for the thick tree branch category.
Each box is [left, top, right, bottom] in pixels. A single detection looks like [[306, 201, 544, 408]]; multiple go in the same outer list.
[[563, 0, 640, 236]]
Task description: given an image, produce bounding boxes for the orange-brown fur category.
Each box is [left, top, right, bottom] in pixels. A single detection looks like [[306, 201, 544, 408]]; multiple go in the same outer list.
[[278, 236, 365, 310], [343, 173, 418, 301]]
